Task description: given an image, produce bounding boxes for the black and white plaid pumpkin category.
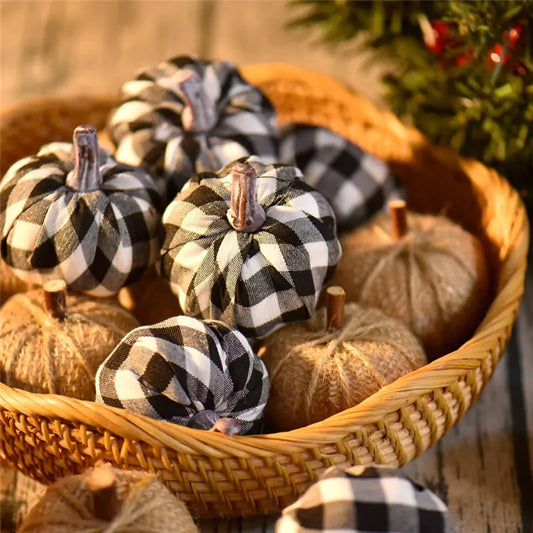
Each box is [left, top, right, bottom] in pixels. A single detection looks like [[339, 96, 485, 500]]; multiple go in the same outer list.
[[160, 156, 341, 339], [277, 466, 453, 533], [0, 125, 161, 297], [95, 316, 270, 435], [280, 124, 404, 232], [107, 55, 280, 204]]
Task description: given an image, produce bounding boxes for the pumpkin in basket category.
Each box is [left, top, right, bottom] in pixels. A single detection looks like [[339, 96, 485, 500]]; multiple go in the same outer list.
[[279, 123, 405, 232], [0, 280, 139, 400], [160, 157, 341, 339], [19, 463, 198, 533], [107, 55, 279, 203], [333, 200, 490, 358], [260, 286, 427, 432], [96, 315, 269, 435], [0, 124, 161, 297]]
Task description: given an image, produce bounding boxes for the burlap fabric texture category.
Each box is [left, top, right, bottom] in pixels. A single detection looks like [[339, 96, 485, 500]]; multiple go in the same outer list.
[[260, 302, 426, 431]]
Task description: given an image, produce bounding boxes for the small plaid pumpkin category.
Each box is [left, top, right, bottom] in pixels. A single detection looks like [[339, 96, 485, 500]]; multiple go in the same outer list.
[[95, 316, 270, 435], [276, 466, 453, 533], [280, 124, 404, 232], [0, 125, 161, 296], [107, 55, 279, 204], [160, 157, 341, 339]]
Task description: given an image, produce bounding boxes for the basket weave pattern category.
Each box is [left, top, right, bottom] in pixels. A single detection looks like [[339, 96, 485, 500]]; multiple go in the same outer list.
[[0, 64, 529, 518]]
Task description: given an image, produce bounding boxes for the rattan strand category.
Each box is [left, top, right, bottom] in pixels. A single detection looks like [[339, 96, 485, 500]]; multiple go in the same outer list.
[[0, 64, 529, 518]]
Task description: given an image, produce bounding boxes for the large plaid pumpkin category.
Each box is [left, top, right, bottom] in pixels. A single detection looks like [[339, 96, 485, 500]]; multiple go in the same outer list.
[[280, 124, 404, 232], [107, 55, 279, 204], [160, 157, 341, 339], [95, 316, 270, 435], [0, 125, 160, 296]]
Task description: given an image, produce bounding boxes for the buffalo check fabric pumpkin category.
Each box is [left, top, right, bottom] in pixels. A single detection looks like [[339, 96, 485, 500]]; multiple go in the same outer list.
[[160, 157, 341, 339], [0, 128, 161, 296], [279, 124, 404, 232], [107, 55, 279, 204], [95, 316, 269, 435], [276, 466, 453, 533]]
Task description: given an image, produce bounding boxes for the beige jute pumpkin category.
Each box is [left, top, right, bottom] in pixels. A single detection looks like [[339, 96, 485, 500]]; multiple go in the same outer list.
[[118, 266, 182, 325], [260, 298, 427, 432], [19, 464, 198, 533], [0, 281, 139, 400], [332, 201, 489, 359], [0, 258, 34, 305]]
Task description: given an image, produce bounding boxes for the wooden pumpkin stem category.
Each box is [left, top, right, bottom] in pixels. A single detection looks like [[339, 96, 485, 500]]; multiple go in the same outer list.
[[43, 280, 67, 321], [228, 162, 266, 233], [210, 417, 242, 436], [86, 465, 121, 522], [327, 286, 346, 329], [175, 70, 217, 133], [67, 124, 102, 192], [389, 199, 408, 240]]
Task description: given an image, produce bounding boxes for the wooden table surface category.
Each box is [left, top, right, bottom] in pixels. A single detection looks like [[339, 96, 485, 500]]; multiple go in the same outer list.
[[1, 2, 532, 532]]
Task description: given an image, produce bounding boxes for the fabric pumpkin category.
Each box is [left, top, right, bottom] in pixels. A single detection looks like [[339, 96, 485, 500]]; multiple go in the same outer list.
[[107, 55, 279, 204], [279, 124, 404, 232], [276, 466, 453, 533], [160, 157, 341, 339], [0, 125, 161, 296], [96, 315, 270, 435]]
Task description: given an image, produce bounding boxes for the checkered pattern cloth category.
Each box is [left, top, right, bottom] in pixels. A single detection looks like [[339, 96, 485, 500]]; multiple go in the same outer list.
[[280, 124, 405, 232], [107, 55, 280, 205], [95, 316, 270, 434], [0, 142, 161, 297], [277, 466, 454, 533], [159, 157, 341, 339]]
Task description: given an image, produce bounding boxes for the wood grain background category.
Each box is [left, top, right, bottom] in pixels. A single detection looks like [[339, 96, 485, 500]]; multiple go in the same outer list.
[[1, 2, 532, 532]]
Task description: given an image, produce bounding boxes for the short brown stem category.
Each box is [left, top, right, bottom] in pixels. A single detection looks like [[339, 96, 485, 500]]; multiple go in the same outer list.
[[327, 286, 345, 329], [389, 199, 408, 240], [210, 417, 242, 436], [227, 162, 266, 233], [43, 280, 67, 321], [86, 465, 121, 522], [175, 70, 217, 133], [66, 125, 102, 192]]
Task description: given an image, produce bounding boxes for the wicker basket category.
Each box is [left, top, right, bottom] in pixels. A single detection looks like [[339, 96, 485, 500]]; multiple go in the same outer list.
[[0, 64, 529, 519]]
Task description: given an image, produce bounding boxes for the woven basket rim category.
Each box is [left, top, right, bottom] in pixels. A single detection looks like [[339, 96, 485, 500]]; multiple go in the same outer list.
[[0, 63, 529, 459]]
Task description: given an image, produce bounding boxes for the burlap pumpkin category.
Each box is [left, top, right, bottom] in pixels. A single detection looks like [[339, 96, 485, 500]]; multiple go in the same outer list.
[[0, 282, 139, 400], [332, 203, 489, 358], [260, 300, 426, 432], [19, 464, 198, 533]]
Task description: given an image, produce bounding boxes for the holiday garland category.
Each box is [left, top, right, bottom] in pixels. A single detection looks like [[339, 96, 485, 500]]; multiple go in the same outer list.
[[289, 0, 533, 218]]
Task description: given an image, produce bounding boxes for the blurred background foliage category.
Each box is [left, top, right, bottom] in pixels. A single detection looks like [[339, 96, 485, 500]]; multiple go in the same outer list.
[[289, 0, 533, 219]]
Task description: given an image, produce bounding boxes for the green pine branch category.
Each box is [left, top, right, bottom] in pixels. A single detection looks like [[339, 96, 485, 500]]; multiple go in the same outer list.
[[288, 0, 533, 215]]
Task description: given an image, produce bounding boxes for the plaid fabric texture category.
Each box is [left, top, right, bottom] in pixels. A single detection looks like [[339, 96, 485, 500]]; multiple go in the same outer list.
[[280, 124, 404, 232], [95, 316, 270, 434], [107, 55, 280, 204], [277, 466, 454, 533], [160, 157, 341, 339], [0, 142, 161, 296]]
